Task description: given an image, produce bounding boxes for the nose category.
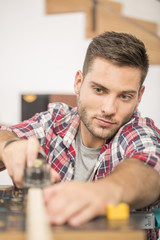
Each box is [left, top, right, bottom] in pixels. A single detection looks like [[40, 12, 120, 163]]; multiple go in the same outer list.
[[101, 95, 117, 116]]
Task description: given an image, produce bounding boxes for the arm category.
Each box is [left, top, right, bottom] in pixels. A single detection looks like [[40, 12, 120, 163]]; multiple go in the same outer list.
[[106, 157, 160, 209], [0, 130, 60, 187], [0, 105, 62, 187], [43, 158, 160, 226], [0, 130, 19, 168], [0, 109, 53, 186], [0, 130, 42, 187]]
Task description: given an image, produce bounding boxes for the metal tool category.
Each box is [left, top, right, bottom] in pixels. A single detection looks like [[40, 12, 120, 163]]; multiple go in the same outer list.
[[131, 211, 156, 229], [23, 151, 51, 188], [131, 209, 160, 230]]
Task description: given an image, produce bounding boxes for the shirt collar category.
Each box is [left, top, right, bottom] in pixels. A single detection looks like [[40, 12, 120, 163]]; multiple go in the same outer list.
[[63, 113, 80, 148], [53, 106, 80, 148]]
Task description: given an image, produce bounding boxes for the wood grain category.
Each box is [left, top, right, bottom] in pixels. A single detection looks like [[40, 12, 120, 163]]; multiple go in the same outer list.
[[26, 188, 53, 240]]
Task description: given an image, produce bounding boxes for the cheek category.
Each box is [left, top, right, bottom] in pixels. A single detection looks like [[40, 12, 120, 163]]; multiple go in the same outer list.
[[79, 89, 98, 108], [85, 96, 101, 111], [118, 104, 136, 121]]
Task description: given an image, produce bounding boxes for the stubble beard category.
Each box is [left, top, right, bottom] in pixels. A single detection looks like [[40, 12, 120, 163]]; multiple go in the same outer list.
[[77, 99, 135, 141]]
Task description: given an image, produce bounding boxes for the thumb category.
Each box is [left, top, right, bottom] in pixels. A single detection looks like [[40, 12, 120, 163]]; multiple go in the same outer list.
[[27, 137, 40, 167], [49, 165, 61, 183]]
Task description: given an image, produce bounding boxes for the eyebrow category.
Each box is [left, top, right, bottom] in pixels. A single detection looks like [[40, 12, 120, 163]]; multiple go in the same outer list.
[[90, 81, 107, 90], [90, 81, 137, 94]]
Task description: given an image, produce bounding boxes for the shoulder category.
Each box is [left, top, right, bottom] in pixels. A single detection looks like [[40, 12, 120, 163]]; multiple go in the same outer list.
[[48, 102, 74, 115], [109, 112, 160, 172], [111, 112, 160, 155], [48, 102, 77, 121], [115, 113, 160, 172], [119, 112, 160, 141], [47, 103, 79, 135]]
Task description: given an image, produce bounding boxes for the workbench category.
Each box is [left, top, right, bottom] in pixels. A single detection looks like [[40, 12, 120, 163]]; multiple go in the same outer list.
[[0, 185, 146, 240]]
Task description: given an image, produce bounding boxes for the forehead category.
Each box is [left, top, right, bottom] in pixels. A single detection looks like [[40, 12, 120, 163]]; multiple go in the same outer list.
[[85, 58, 142, 89]]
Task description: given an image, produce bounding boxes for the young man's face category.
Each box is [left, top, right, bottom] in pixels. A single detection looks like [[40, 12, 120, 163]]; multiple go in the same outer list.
[[74, 58, 144, 147]]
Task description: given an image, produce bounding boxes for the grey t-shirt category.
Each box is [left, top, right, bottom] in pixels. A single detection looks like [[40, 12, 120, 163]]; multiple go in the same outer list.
[[74, 128, 101, 181]]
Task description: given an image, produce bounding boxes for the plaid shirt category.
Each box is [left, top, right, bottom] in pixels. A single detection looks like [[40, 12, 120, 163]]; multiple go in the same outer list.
[[1, 102, 160, 239], [1, 102, 160, 180]]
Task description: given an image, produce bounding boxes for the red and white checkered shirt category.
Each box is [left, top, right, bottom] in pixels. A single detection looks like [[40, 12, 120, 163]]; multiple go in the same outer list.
[[1, 102, 160, 180], [1, 102, 160, 239]]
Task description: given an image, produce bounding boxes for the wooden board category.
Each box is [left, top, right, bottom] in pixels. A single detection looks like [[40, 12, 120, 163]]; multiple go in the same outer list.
[[0, 185, 146, 240], [49, 94, 76, 107], [45, 0, 160, 64]]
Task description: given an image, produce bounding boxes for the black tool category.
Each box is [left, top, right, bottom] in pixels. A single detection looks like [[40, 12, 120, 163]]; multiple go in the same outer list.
[[23, 151, 51, 188]]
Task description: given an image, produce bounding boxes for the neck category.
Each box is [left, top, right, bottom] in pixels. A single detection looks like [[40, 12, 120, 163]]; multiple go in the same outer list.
[[80, 122, 105, 149]]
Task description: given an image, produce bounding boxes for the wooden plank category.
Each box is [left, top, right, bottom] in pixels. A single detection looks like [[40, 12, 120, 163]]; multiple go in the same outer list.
[[26, 188, 53, 240], [0, 228, 146, 240], [45, 0, 160, 64], [45, 0, 122, 14], [0, 232, 25, 240], [0, 185, 147, 240], [49, 94, 77, 107], [99, 0, 122, 13], [128, 17, 158, 35], [54, 231, 146, 240], [97, 0, 158, 34], [94, 4, 160, 64], [45, 0, 157, 34], [45, 0, 90, 14]]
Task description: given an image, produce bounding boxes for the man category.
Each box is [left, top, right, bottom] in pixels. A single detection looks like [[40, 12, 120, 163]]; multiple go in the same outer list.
[[0, 32, 160, 234]]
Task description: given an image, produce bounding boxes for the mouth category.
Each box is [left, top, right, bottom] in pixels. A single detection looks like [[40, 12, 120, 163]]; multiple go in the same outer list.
[[95, 118, 117, 127]]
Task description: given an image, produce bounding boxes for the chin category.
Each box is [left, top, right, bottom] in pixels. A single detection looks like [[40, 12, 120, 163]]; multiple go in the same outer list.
[[90, 130, 112, 140], [95, 128, 118, 140]]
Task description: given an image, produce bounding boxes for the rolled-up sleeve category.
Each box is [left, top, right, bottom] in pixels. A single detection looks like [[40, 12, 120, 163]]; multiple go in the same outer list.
[[120, 119, 160, 173]]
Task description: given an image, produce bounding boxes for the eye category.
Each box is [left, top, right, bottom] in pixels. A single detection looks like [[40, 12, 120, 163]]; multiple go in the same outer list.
[[94, 87, 103, 94], [121, 94, 132, 101]]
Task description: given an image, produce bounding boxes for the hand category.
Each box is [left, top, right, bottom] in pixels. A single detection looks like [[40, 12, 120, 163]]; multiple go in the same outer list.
[[2, 137, 42, 188], [49, 167, 61, 183], [43, 180, 120, 226]]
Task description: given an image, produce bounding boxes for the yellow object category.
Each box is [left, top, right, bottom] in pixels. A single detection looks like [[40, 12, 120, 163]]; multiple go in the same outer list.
[[106, 203, 130, 220], [23, 95, 37, 103]]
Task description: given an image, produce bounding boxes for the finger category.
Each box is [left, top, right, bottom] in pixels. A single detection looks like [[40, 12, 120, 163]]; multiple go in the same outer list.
[[49, 167, 61, 183], [5, 158, 14, 180], [68, 205, 98, 226], [44, 181, 84, 204], [45, 183, 91, 225], [2, 150, 13, 178], [12, 151, 26, 188], [44, 181, 106, 226], [2, 141, 26, 188], [47, 198, 90, 225], [43, 183, 64, 203], [27, 137, 39, 167]]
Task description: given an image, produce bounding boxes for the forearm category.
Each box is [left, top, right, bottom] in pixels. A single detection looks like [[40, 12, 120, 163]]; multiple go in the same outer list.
[[105, 158, 160, 209], [0, 130, 19, 166]]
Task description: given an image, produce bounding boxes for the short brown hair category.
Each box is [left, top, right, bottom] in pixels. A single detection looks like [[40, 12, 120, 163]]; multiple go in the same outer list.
[[83, 31, 149, 85]]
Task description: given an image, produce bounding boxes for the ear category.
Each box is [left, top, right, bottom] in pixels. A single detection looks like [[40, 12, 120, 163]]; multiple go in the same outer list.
[[136, 85, 145, 108], [74, 71, 83, 95]]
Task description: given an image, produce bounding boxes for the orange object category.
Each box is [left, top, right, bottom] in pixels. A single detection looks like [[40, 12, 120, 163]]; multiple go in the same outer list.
[[106, 203, 130, 220]]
